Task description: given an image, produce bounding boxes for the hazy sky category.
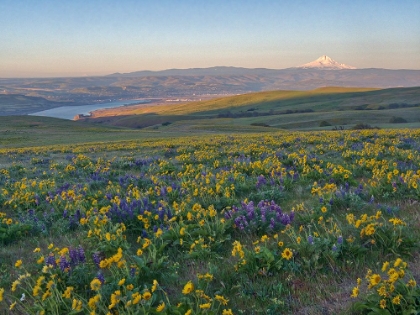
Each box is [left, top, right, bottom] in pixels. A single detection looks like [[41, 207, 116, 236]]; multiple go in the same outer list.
[[1, 0, 419, 77]]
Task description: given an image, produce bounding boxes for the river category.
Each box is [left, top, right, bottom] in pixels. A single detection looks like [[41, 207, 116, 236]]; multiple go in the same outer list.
[[29, 99, 150, 120]]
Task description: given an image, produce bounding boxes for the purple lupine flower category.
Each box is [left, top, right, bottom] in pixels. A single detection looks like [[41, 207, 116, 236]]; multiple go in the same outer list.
[[332, 244, 337, 252], [345, 182, 350, 192], [261, 214, 266, 223], [308, 235, 314, 245], [130, 267, 136, 278], [69, 247, 78, 265], [59, 256, 70, 272], [46, 253, 57, 267], [370, 195, 375, 203], [289, 211, 295, 222], [224, 211, 233, 219], [337, 236, 343, 245], [158, 209, 165, 221], [280, 215, 290, 225], [96, 272, 105, 284], [160, 187, 167, 197], [256, 175, 267, 189], [269, 218, 275, 230], [78, 246, 85, 263], [92, 252, 101, 268]]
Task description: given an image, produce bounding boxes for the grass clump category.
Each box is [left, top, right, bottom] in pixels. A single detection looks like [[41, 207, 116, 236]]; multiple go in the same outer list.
[[389, 116, 408, 123]]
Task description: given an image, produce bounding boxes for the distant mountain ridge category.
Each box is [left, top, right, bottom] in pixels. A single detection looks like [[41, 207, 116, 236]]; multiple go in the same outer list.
[[105, 67, 420, 90], [107, 66, 281, 77]]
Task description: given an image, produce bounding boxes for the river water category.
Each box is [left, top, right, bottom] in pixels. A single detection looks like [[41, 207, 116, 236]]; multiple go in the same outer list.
[[29, 99, 150, 120]]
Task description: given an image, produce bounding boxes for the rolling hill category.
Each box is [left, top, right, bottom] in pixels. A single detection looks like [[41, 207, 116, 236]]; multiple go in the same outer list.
[[0, 94, 70, 115], [78, 86, 420, 131]]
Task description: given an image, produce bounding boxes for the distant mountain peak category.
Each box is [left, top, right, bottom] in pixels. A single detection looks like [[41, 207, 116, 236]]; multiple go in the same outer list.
[[297, 55, 356, 70]]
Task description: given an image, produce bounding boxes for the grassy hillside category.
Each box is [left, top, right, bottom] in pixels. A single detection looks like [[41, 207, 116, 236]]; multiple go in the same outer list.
[[0, 115, 276, 149], [0, 94, 66, 115], [0, 116, 167, 148], [82, 87, 420, 130], [0, 129, 419, 314]]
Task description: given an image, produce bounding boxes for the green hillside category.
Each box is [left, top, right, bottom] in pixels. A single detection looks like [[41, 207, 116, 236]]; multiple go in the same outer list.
[[0, 94, 65, 115], [83, 86, 420, 130], [0, 116, 166, 148]]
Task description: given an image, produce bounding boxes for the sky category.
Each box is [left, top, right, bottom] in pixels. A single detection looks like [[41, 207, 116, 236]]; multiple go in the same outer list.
[[1, 0, 419, 77]]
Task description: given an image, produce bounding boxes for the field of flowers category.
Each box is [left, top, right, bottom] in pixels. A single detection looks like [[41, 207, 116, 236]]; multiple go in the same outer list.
[[0, 129, 419, 314]]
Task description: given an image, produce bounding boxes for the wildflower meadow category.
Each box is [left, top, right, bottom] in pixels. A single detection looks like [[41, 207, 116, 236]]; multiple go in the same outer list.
[[0, 129, 419, 314]]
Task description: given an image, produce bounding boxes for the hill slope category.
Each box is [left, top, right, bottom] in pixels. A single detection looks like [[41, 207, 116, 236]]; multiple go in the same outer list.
[[0, 94, 66, 115], [79, 86, 420, 130]]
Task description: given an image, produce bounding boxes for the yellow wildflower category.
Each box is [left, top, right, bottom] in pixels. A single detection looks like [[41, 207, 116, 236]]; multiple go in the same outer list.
[[215, 294, 229, 305], [143, 291, 152, 300], [379, 299, 386, 309], [392, 294, 401, 305], [369, 274, 381, 287], [156, 302, 165, 312], [381, 261, 389, 272], [182, 281, 194, 294], [62, 286, 74, 299], [350, 286, 359, 298], [90, 278, 102, 291], [377, 286, 386, 297], [199, 303, 211, 309], [152, 279, 158, 292], [281, 248, 293, 260], [132, 292, 141, 304], [394, 258, 402, 267], [10, 301, 16, 310]]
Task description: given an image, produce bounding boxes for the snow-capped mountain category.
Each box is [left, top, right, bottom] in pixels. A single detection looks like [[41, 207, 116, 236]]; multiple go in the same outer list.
[[297, 55, 356, 70]]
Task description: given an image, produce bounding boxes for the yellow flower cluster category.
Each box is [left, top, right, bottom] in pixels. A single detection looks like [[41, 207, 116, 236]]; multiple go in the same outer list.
[[352, 258, 417, 311]]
